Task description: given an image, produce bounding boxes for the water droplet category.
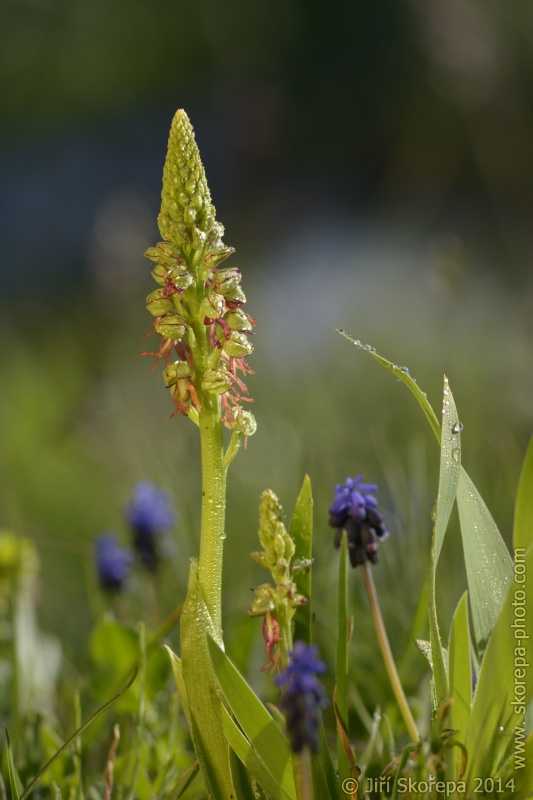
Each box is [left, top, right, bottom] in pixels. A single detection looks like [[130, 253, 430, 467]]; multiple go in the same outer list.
[[401, 366, 410, 376], [363, 344, 371, 351], [452, 448, 460, 463], [498, 726, 504, 733], [452, 421, 463, 434]]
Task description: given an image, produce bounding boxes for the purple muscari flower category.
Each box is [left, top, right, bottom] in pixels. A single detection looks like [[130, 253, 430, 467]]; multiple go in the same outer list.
[[329, 475, 389, 568], [275, 642, 328, 753], [125, 481, 175, 570], [95, 534, 132, 592]]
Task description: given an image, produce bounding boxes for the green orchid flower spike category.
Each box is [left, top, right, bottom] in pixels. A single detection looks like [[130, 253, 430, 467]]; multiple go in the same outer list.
[[143, 109, 256, 434], [250, 489, 311, 673], [145, 110, 256, 799]]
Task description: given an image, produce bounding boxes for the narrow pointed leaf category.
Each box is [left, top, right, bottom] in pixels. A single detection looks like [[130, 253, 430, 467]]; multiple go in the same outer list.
[[339, 332, 513, 657], [219, 705, 295, 800], [434, 376, 461, 564], [5, 727, 22, 800], [289, 474, 313, 645], [165, 646, 191, 727], [207, 635, 296, 796], [513, 435, 533, 553], [427, 377, 460, 707], [456, 470, 513, 656], [448, 592, 472, 781], [465, 545, 533, 786], [179, 564, 235, 799], [337, 330, 440, 441], [164, 761, 199, 799]]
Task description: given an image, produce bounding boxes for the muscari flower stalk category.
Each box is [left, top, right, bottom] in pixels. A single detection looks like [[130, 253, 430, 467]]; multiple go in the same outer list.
[[95, 534, 132, 592], [250, 490, 310, 672], [329, 475, 420, 742], [125, 481, 175, 570], [276, 642, 328, 754]]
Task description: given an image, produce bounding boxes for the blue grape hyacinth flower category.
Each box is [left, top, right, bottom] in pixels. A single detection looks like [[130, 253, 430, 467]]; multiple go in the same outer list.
[[329, 475, 389, 567], [125, 481, 175, 570], [275, 641, 328, 753], [95, 534, 132, 591]]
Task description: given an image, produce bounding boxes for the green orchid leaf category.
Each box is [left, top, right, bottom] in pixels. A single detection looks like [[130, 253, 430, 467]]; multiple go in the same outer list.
[[220, 705, 295, 800], [180, 562, 235, 799], [207, 635, 296, 797]]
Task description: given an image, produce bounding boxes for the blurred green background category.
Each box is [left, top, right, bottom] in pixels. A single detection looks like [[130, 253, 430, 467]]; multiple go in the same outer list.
[[2, 0, 533, 735]]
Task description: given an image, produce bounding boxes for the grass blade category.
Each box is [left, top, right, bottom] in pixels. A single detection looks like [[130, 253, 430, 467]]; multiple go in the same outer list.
[[513, 435, 533, 552], [465, 545, 533, 786], [456, 470, 513, 656], [338, 331, 513, 657], [19, 670, 137, 800], [337, 331, 440, 440], [164, 761, 200, 799], [4, 727, 22, 800], [427, 377, 461, 707], [434, 377, 461, 565]]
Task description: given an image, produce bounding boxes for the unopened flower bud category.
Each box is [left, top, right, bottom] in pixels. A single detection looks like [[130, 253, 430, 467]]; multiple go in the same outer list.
[[224, 285, 247, 305], [205, 248, 236, 270], [223, 331, 253, 357], [201, 368, 233, 395], [146, 289, 174, 316], [225, 308, 252, 331], [200, 292, 225, 321], [144, 242, 184, 270], [163, 361, 192, 387], [155, 315, 187, 339]]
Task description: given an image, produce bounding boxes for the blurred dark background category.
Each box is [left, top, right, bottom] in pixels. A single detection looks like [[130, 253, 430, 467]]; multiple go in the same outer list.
[[1, 0, 533, 719]]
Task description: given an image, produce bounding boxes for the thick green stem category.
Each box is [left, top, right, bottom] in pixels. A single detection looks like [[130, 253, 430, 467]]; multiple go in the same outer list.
[[363, 562, 420, 743], [178, 324, 235, 798], [197, 397, 226, 638]]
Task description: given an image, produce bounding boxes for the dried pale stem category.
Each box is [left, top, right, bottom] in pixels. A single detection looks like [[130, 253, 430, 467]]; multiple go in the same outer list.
[[363, 562, 420, 743]]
